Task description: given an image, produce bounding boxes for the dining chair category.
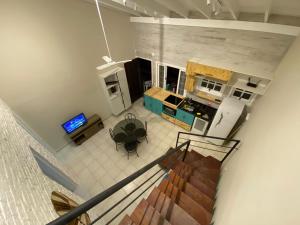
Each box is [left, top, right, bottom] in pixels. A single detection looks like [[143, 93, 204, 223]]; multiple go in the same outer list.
[[135, 121, 148, 143], [125, 113, 136, 121], [109, 128, 126, 151], [124, 141, 139, 160]]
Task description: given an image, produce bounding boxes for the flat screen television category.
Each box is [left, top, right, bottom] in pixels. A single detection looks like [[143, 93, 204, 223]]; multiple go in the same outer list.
[[62, 113, 87, 134]]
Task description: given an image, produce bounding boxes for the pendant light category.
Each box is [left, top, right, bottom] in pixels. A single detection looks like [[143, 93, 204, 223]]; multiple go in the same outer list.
[[94, 0, 130, 71]]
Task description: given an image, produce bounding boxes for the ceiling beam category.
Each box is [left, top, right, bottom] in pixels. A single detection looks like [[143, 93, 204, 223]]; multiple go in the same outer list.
[[152, 0, 189, 18], [185, 0, 211, 19], [221, 0, 240, 20], [130, 0, 170, 17], [84, 0, 158, 17], [264, 0, 273, 23], [130, 17, 300, 36]]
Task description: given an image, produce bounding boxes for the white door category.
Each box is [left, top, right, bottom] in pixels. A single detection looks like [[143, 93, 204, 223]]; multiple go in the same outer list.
[[110, 93, 124, 115], [117, 70, 131, 109]]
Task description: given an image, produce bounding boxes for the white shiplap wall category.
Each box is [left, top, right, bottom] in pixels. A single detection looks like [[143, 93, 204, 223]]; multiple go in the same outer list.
[[132, 22, 295, 80]]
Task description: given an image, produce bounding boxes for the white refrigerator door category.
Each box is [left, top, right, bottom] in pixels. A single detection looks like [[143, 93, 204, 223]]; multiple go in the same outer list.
[[110, 93, 124, 115], [117, 70, 132, 109], [207, 98, 245, 145]]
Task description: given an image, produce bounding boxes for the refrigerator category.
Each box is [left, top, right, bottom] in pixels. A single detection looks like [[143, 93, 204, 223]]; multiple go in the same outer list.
[[206, 97, 247, 145], [98, 66, 131, 115]]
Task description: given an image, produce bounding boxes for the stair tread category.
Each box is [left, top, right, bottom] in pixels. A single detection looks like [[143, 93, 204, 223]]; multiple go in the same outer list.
[[119, 215, 133, 225], [192, 170, 218, 189], [189, 176, 216, 199], [193, 168, 220, 183], [184, 182, 214, 212], [147, 189, 201, 225], [177, 191, 212, 225], [157, 179, 212, 225], [167, 170, 214, 212], [131, 199, 149, 225], [149, 210, 161, 225], [147, 187, 160, 207], [140, 204, 155, 225], [184, 150, 205, 164]]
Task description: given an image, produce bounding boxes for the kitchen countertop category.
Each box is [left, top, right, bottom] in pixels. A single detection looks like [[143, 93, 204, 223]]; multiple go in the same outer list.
[[144, 87, 216, 121], [144, 87, 184, 109], [179, 98, 217, 122]]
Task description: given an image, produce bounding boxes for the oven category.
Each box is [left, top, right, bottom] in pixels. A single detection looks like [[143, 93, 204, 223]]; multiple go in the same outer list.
[[163, 105, 177, 117], [191, 116, 209, 135]]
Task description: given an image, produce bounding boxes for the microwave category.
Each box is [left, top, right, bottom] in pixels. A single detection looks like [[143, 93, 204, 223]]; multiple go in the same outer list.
[[163, 105, 176, 117]]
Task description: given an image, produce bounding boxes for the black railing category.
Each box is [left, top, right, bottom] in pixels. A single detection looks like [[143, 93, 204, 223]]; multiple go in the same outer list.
[[47, 140, 191, 225], [48, 132, 240, 225], [176, 132, 240, 163]]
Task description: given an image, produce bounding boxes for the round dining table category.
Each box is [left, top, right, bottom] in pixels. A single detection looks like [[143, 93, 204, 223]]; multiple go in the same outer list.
[[112, 118, 145, 145]]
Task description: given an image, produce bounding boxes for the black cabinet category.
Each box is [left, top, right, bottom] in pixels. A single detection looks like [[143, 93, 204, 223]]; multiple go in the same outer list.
[[124, 58, 152, 103]]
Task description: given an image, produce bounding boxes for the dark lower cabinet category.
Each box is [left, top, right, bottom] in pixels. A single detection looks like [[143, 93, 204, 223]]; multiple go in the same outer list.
[[124, 58, 152, 103]]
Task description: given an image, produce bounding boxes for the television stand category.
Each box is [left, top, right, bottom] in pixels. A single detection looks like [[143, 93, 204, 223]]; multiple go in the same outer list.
[[68, 114, 104, 145]]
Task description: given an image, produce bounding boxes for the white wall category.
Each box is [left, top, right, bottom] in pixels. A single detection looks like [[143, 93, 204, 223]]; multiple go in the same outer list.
[[0, 0, 134, 150], [215, 35, 300, 225], [0, 98, 85, 225]]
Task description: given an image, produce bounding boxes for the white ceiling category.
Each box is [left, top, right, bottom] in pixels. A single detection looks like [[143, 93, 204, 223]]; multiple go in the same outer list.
[[89, 0, 300, 25], [238, 0, 300, 16]]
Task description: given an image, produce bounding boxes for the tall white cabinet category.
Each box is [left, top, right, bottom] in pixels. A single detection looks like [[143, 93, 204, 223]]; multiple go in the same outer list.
[[97, 66, 131, 115]]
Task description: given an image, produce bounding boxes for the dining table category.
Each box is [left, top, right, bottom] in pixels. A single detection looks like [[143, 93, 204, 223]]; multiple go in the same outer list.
[[112, 118, 145, 145]]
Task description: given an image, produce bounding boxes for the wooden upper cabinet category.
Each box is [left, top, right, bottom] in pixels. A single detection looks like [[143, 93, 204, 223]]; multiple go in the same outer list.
[[186, 61, 232, 81]]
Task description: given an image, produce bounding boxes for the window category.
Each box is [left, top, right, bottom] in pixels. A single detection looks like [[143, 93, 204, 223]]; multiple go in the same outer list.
[[200, 79, 223, 93], [232, 88, 253, 101], [156, 62, 185, 95]]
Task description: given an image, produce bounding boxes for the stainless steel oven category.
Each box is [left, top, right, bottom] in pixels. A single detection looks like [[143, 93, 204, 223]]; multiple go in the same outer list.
[[163, 105, 176, 117]]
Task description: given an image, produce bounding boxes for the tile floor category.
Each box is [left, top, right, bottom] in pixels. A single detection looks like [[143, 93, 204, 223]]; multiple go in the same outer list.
[[55, 98, 226, 224]]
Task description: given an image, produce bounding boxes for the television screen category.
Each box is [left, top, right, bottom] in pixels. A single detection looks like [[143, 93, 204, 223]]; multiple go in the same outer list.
[[62, 113, 87, 134]]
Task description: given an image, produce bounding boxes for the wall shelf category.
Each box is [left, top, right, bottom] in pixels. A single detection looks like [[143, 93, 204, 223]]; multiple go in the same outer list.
[[232, 79, 269, 95]]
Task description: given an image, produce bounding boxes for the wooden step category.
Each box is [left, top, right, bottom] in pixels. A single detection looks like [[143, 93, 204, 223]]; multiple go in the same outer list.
[[189, 176, 216, 199], [167, 170, 214, 212], [192, 170, 218, 190], [193, 168, 220, 183], [183, 150, 204, 164], [173, 161, 193, 180], [160, 149, 183, 169], [158, 179, 212, 225], [119, 215, 134, 225], [147, 188, 201, 225], [130, 198, 172, 225], [177, 191, 212, 225], [131, 199, 149, 225], [190, 156, 221, 170], [184, 182, 214, 212]]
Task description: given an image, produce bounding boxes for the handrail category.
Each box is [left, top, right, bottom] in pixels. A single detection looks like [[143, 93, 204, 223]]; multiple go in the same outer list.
[[176, 132, 240, 163], [47, 140, 191, 225]]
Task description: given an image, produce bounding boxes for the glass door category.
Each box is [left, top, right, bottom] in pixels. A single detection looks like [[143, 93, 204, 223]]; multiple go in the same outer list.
[[177, 70, 186, 96], [158, 64, 165, 89]]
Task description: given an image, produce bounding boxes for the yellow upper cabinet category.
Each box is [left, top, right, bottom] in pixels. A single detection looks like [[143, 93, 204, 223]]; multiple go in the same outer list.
[[186, 61, 232, 81]]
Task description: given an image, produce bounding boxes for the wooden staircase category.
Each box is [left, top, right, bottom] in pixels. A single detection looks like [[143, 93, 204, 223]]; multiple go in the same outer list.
[[119, 150, 221, 225]]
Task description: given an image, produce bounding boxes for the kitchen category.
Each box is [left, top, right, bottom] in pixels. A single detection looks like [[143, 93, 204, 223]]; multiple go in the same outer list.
[[98, 57, 272, 143], [141, 59, 270, 143]]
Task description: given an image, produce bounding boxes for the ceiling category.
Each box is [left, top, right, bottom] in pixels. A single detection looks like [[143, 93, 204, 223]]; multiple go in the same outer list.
[[87, 0, 300, 26]]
